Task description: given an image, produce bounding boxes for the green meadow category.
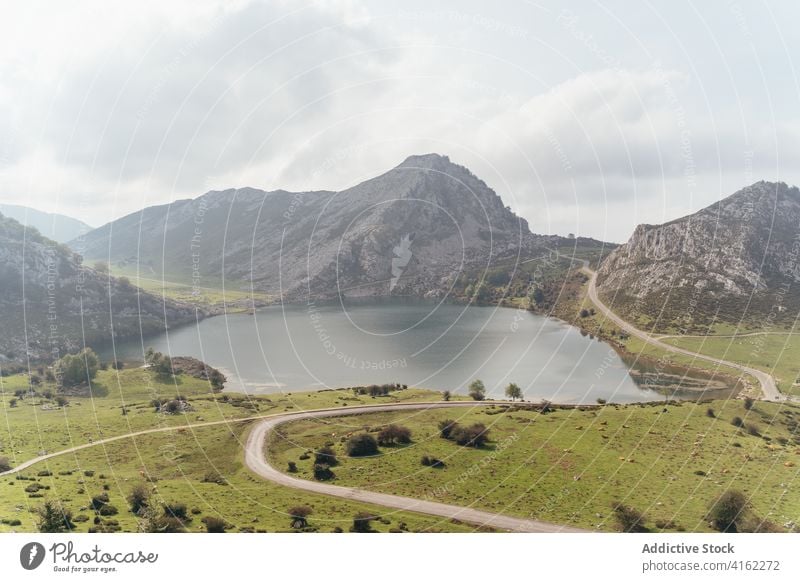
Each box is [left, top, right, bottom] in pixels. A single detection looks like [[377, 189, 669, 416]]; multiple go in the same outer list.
[[269, 399, 800, 532]]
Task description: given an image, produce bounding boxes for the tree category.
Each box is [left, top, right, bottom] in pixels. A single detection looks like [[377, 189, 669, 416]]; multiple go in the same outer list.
[[707, 490, 749, 532], [54, 348, 99, 388], [127, 483, 150, 515], [611, 502, 647, 532], [0, 456, 11, 472], [505, 382, 522, 401], [37, 500, 75, 532], [468, 379, 486, 401], [346, 433, 379, 457], [288, 506, 313, 529], [442, 390, 451, 402], [377, 425, 412, 445], [743, 397, 754, 411]]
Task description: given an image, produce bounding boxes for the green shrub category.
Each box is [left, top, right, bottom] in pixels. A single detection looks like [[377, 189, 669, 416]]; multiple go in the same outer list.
[[611, 502, 647, 532], [314, 446, 338, 466], [707, 490, 748, 532], [377, 425, 412, 445], [346, 434, 379, 457]]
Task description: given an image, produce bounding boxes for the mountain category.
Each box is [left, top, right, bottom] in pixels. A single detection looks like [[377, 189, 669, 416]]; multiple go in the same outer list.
[[597, 181, 800, 332], [72, 154, 556, 301], [0, 212, 200, 365], [0, 204, 91, 244]]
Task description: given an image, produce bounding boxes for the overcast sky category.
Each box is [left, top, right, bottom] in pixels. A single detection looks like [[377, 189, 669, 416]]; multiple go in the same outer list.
[[1, 0, 799, 242]]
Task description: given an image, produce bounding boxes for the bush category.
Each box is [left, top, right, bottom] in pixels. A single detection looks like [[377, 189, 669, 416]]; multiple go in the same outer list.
[[163, 502, 188, 520], [99, 504, 119, 516], [596, 398, 607, 405], [111, 360, 125, 370], [315, 446, 338, 466], [288, 506, 313, 529], [0, 456, 11, 472], [743, 397, 754, 410], [201, 516, 229, 533], [438, 419, 458, 440], [451, 423, 490, 448], [745, 423, 761, 437], [202, 471, 227, 485], [55, 395, 69, 407], [706, 408, 715, 418], [287, 461, 297, 473], [313, 464, 334, 481], [731, 416, 744, 428], [346, 434, 379, 457], [351, 512, 377, 533], [707, 490, 748, 532], [442, 390, 451, 401], [377, 425, 412, 446], [420, 456, 445, 468], [8, 398, 17, 408], [611, 502, 647, 532], [127, 484, 149, 514], [90, 492, 110, 511]]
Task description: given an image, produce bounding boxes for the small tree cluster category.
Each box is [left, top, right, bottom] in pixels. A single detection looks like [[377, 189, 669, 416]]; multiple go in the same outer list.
[[439, 421, 489, 448], [145, 347, 173, 377], [54, 348, 99, 388], [377, 425, 412, 445], [351, 383, 406, 396]]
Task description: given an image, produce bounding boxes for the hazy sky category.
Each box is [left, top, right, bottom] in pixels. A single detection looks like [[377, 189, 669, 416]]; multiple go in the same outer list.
[[1, 0, 799, 241]]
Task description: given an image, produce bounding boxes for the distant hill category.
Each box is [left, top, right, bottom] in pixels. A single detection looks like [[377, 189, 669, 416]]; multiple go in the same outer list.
[[0, 211, 200, 365], [597, 181, 800, 332], [0, 204, 91, 244], [71, 154, 572, 302]]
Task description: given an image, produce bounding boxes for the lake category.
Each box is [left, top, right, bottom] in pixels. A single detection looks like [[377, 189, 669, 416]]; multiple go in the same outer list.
[[102, 299, 727, 403]]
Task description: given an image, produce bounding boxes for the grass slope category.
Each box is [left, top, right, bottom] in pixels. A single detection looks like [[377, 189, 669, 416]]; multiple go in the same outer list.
[[269, 400, 800, 532]]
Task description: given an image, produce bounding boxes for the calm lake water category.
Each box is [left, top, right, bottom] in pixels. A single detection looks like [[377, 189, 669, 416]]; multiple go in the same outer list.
[[103, 299, 714, 403]]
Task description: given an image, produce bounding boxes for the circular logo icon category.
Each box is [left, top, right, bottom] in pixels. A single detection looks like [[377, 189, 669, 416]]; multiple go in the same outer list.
[[19, 542, 46, 570]]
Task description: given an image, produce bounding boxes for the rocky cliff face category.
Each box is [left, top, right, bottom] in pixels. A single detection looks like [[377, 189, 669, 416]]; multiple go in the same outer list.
[[597, 181, 800, 330], [73, 154, 546, 302], [0, 213, 199, 364]]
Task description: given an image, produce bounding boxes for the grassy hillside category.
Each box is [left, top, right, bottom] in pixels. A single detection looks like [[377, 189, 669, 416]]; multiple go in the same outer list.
[[0, 368, 473, 532], [269, 400, 800, 532]]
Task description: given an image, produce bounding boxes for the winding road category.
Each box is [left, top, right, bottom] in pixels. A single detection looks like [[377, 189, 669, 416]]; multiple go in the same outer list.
[[0, 401, 584, 533], [581, 262, 785, 402], [245, 401, 584, 533]]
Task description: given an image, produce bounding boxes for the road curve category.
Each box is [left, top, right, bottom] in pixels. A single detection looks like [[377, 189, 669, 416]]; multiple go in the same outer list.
[[244, 401, 585, 533], [582, 264, 785, 402]]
